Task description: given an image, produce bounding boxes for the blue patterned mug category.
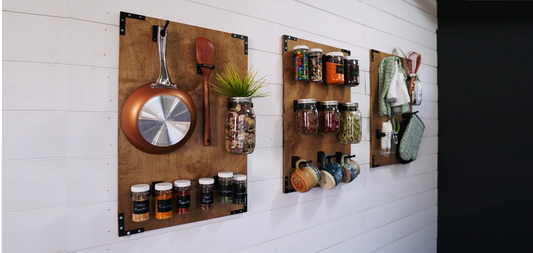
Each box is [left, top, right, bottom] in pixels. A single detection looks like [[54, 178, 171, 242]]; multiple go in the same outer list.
[[318, 155, 344, 190]]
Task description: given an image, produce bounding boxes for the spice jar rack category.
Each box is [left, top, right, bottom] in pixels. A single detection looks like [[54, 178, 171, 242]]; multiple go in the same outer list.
[[118, 12, 249, 237], [282, 35, 352, 193]]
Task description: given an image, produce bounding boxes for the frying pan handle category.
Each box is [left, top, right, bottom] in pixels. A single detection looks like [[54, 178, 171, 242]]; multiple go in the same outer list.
[[152, 25, 177, 89]]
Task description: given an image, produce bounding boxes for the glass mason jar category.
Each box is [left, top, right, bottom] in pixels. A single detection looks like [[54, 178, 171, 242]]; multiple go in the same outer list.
[[295, 99, 318, 135], [308, 48, 323, 82], [218, 171, 233, 203], [324, 52, 344, 85], [154, 182, 173, 220], [338, 102, 362, 144], [225, 97, 256, 154], [131, 184, 150, 222], [343, 57, 360, 87], [233, 174, 247, 205], [319, 101, 340, 134], [199, 178, 214, 211], [174, 180, 191, 215], [294, 45, 309, 81]]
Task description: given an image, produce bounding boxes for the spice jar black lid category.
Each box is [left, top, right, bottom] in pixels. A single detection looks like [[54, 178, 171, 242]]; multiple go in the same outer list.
[[340, 102, 358, 111]]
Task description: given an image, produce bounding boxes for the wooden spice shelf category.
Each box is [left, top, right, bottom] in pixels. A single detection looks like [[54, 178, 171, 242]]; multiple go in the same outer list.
[[117, 12, 248, 236], [282, 35, 351, 193]]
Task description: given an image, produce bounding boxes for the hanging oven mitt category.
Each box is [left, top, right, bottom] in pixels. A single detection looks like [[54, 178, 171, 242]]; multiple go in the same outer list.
[[378, 56, 411, 116], [397, 112, 425, 164]]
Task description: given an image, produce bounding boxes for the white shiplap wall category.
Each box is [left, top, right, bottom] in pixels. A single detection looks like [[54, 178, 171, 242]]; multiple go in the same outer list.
[[2, 0, 438, 252]]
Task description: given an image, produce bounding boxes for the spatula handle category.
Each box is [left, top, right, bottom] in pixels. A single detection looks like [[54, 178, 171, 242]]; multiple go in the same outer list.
[[203, 72, 211, 146]]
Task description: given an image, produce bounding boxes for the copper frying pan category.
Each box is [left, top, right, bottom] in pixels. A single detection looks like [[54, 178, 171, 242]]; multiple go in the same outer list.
[[121, 23, 197, 154]]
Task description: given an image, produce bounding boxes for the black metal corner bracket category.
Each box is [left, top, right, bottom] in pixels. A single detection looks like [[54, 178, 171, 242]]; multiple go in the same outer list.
[[118, 213, 144, 237], [372, 155, 380, 168], [371, 49, 380, 62], [120, 11, 146, 36], [284, 177, 297, 193], [342, 49, 351, 56], [284, 35, 298, 52], [231, 196, 248, 215], [231, 33, 248, 55]]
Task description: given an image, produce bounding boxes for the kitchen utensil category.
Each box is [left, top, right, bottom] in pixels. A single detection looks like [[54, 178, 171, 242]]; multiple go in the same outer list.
[[196, 37, 216, 146], [121, 22, 197, 154]]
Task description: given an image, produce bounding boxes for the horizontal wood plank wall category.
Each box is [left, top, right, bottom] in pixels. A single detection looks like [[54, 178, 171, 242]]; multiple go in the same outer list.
[[2, 0, 438, 252]]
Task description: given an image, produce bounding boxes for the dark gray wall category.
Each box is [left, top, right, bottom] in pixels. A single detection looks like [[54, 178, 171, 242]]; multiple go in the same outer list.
[[438, 1, 533, 252]]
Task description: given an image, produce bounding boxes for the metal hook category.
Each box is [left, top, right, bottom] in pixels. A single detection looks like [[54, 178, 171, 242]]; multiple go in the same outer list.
[[160, 20, 170, 36]]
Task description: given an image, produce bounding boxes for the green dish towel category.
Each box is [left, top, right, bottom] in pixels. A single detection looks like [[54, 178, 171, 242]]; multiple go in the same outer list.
[[378, 56, 410, 116]]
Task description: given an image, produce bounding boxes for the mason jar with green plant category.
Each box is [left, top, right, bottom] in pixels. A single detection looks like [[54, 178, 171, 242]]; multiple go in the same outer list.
[[210, 66, 269, 154]]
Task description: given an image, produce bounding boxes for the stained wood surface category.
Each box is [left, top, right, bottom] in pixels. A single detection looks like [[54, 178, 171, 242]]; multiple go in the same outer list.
[[118, 14, 247, 234], [282, 36, 351, 193], [369, 50, 410, 168]]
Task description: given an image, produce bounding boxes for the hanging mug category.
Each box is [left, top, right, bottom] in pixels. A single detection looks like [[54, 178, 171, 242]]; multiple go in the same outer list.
[[291, 159, 319, 193], [318, 155, 344, 190], [340, 155, 361, 183]]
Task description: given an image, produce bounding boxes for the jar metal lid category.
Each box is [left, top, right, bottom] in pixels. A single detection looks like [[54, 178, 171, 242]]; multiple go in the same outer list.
[[199, 178, 215, 185], [344, 56, 358, 61], [174, 180, 191, 187], [218, 171, 234, 178], [131, 184, 150, 192], [293, 45, 309, 50], [229, 97, 252, 102], [326, 52, 344, 57], [341, 102, 358, 107], [297, 98, 316, 104], [309, 48, 322, 53], [322, 101, 338, 105], [233, 174, 247, 181], [155, 182, 172, 191]]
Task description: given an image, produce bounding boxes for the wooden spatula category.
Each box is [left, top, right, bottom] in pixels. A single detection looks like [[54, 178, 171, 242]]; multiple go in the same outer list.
[[196, 37, 216, 146]]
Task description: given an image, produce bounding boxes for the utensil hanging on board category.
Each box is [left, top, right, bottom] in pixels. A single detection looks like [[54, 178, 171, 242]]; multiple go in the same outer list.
[[196, 37, 216, 146], [121, 21, 197, 154], [406, 51, 422, 105]]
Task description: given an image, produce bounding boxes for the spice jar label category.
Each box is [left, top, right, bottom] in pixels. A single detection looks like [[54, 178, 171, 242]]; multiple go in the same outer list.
[[177, 195, 190, 208], [336, 65, 344, 74], [157, 199, 172, 213], [220, 185, 233, 197], [200, 192, 214, 204], [133, 200, 149, 214], [234, 186, 246, 198]]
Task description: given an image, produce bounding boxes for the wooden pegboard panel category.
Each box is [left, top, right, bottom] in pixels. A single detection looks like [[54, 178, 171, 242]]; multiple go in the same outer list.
[[118, 12, 248, 236], [369, 49, 410, 168], [282, 35, 351, 193]]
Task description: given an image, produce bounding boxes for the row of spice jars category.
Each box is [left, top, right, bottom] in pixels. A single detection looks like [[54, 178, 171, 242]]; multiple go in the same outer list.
[[295, 99, 362, 144], [293, 45, 360, 87], [131, 174, 247, 222]]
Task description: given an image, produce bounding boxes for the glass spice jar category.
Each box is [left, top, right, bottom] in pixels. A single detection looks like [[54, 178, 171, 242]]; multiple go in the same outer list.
[[199, 178, 215, 211], [293, 45, 309, 81], [233, 174, 247, 205], [308, 48, 323, 82], [154, 182, 173, 220], [324, 52, 344, 85], [344, 56, 360, 87], [319, 101, 340, 134], [131, 184, 150, 222], [174, 180, 191, 215], [295, 99, 318, 135], [218, 171, 233, 203], [225, 97, 256, 155], [338, 102, 362, 144]]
